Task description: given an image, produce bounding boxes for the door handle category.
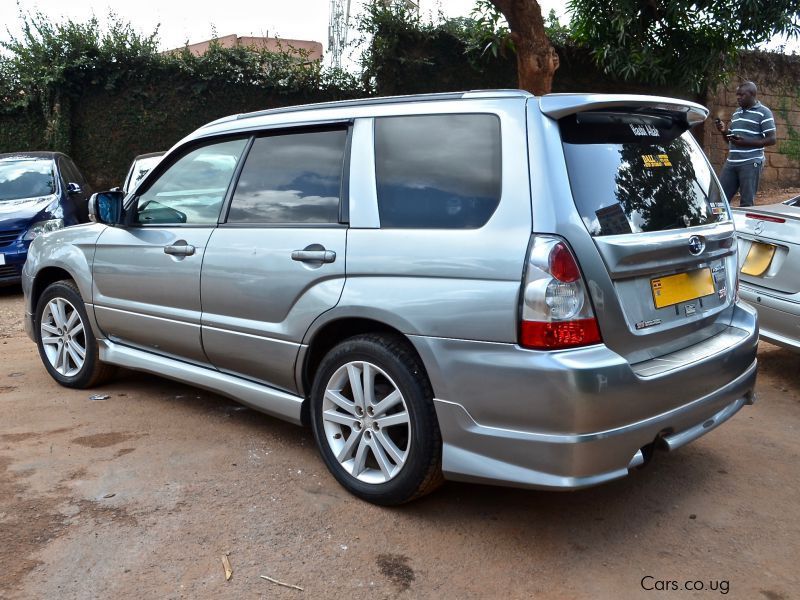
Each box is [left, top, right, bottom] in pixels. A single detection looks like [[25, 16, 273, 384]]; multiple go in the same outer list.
[[164, 244, 196, 256], [291, 249, 336, 263]]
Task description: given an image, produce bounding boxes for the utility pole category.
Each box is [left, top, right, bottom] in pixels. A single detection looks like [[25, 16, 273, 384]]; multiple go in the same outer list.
[[328, 0, 352, 69]]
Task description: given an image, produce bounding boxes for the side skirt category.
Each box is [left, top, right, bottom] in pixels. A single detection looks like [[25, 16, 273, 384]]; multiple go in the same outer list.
[[97, 339, 304, 425]]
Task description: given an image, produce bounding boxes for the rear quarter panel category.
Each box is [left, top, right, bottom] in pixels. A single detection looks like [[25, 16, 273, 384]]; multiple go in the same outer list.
[[319, 98, 533, 344]]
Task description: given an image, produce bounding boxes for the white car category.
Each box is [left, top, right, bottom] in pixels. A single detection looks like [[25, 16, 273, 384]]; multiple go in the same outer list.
[[122, 152, 165, 194], [733, 197, 800, 352]]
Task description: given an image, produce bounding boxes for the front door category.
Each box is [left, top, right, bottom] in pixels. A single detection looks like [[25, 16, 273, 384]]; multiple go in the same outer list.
[[200, 127, 350, 393], [92, 137, 249, 364]]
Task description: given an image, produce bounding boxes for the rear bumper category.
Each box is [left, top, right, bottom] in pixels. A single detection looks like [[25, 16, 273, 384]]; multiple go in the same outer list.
[[740, 283, 800, 352], [412, 302, 758, 490], [433, 362, 755, 489]]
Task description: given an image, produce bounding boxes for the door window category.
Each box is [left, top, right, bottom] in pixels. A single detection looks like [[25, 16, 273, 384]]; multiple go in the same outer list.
[[136, 138, 247, 225], [58, 158, 83, 186], [226, 129, 347, 224]]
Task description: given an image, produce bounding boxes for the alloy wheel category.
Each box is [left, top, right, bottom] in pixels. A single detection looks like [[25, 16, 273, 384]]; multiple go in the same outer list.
[[321, 361, 411, 484], [39, 297, 86, 377]]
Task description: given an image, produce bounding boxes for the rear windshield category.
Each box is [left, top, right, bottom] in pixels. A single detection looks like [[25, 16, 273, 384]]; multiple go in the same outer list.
[[560, 112, 727, 237], [0, 159, 56, 201]]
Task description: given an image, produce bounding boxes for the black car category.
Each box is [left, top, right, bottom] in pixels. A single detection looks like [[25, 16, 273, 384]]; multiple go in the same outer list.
[[0, 152, 91, 284]]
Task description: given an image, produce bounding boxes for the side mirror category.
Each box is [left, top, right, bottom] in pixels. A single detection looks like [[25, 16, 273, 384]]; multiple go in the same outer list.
[[88, 191, 125, 225], [66, 182, 83, 195]]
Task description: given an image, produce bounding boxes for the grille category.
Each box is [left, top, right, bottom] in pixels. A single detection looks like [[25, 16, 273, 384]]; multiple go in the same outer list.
[[0, 264, 20, 279], [0, 229, 23, 248]]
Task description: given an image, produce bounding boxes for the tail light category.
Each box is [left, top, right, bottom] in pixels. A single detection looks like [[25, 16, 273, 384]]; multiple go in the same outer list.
[[519, 235, 602, 350]]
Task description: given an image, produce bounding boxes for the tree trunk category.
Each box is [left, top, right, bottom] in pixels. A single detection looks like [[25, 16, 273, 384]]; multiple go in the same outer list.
[[490, 0, 559, 95]]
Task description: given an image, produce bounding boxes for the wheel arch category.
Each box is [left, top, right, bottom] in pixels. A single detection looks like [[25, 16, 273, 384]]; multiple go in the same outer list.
[[298, 316, 435, 427], [31, 266, 80, 312]]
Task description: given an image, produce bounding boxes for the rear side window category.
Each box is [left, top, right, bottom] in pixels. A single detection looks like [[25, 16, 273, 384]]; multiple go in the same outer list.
[[227, 129, 347, 224], [560, 112, 727, 237], [374, 114, 501, 229]]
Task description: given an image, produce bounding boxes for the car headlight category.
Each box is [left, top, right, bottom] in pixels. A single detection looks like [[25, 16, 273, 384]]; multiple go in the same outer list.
[[23, 219, 64, 240]]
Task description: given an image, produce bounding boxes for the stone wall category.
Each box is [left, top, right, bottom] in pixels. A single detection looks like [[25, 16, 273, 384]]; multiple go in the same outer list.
[[703, 53, 800, 189]]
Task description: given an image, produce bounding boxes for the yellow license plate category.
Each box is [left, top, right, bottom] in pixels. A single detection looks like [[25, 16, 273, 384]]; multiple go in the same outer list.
[[651, 268, 715, 309], [741, 242, 776, 277]]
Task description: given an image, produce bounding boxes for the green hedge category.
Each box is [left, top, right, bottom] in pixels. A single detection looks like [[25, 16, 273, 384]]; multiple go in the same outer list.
[[69, 78, 363, 189], [0, 14, 365, 188], [0, 7, 719, 189]]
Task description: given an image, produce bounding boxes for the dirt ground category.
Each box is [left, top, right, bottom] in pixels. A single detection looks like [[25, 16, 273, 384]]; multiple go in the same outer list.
[[1, 194, 799, 599]]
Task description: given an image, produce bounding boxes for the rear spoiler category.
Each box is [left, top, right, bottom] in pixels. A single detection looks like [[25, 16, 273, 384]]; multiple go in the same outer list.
[[539, 94, 708, 126]]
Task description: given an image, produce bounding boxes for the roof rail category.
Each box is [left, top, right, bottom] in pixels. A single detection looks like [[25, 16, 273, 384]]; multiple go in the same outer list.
[[198, 89, 531, 127]]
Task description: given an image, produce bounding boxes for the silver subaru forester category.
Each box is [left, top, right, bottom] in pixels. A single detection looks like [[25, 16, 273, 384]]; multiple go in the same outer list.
[[22, 91, 758, 505]]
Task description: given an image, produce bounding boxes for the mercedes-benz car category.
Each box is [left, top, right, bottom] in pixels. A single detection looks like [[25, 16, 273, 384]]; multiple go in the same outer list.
[[733, 197, 800, 352]]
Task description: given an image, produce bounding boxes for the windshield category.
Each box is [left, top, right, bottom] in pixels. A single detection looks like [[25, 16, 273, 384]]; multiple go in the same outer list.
[[0, 159, 56, 202], [560, 112, 728, 237]]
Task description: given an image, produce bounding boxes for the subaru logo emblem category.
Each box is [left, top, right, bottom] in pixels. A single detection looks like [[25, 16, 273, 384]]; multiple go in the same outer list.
[[688, 235, 705, 255]]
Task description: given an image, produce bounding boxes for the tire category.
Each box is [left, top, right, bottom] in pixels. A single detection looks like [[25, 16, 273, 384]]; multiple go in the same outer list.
[[310, 333, 443, 505], [34, 280, 115, 389]]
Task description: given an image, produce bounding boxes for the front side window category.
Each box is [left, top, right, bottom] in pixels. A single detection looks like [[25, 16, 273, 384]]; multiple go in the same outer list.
[[560, 112, 728, 237], [0, 159, 56, 201], [227, 129, 347, 224], [136, 139, 247, 225], [374, 114, 502, 229]]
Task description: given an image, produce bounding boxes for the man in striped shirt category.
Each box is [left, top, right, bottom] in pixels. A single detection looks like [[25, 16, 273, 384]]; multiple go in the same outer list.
[[714, 81, 776, 207]]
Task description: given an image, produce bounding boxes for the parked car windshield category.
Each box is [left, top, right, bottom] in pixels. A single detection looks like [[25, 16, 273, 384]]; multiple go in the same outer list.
[[560, 112, 727, 237], [124, 154, 164, 194], [0, 159, 56, 201]]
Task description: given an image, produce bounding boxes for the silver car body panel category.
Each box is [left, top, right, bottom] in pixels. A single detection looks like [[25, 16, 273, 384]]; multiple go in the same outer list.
[[539, 93, 708, 124], [733, 203, 800, 351], [201, 227, 347, 393], [92, 226, 215, 364], [23, 90, 759, 491], [525, 100, 740, 367], [97, 339, 303, 424]]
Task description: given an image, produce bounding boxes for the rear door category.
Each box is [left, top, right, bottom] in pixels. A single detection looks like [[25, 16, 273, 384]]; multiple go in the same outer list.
[[551, 105, 738, 364], [200, 126, 350, 394]]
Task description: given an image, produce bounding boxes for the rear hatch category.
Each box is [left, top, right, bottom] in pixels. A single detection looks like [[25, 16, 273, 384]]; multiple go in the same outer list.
[[542, 96, 738, 365], [733, 202, 800, 294]]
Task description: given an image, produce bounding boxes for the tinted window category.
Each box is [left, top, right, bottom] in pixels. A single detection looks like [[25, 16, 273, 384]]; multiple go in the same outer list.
[[59, 158, 76, 186], [374, 114, 501, 229], [560, 112, 727, 237], [0, 159, 56, 201], [137, 139, 246, 225], [227, 129, 346, 224]]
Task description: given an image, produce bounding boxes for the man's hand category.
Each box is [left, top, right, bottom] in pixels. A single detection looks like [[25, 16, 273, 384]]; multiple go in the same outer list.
[[730, 133, 776, 148]]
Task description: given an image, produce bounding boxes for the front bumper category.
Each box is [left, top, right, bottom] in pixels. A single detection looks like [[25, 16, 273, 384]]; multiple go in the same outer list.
[[740, 283, 800, 353], [0, 239, 28, 285], [411, 302, 759, 490]]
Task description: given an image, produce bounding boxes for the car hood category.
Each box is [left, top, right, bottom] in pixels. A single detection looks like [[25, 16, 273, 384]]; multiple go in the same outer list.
[[0, 195, 61, 225]]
